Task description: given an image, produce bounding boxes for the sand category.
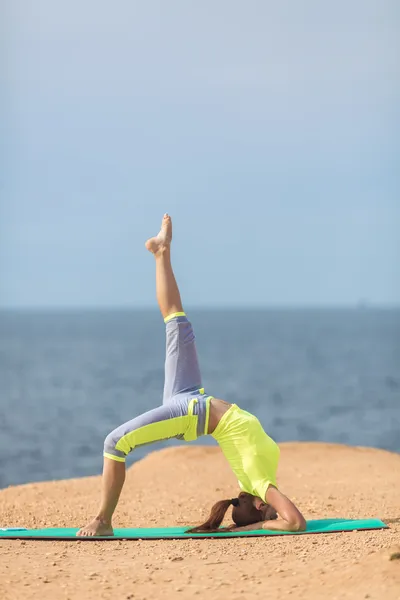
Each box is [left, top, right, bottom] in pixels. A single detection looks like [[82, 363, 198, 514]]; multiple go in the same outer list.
[[0, 442, 399, 600]]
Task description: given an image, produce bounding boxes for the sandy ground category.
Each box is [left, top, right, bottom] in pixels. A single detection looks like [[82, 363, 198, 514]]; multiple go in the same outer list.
[[0, 442, 399, 600]]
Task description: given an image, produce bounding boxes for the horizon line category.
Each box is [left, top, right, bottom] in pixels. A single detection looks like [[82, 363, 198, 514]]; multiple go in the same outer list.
[[0, 303, 399, 312]]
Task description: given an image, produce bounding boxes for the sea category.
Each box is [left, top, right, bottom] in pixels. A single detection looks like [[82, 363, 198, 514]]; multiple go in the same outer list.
[[0, 308, 399, 489]]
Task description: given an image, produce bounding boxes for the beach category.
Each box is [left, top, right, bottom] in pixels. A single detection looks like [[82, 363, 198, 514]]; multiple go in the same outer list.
[[1, 442, 399, 600]]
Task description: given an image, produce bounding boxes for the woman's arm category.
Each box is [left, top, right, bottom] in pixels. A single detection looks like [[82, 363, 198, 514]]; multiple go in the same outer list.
[[265, 485, 306, 531]]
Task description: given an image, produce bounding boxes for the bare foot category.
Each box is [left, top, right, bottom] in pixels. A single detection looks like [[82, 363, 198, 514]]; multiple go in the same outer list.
[[145, 213, 172, 255], [76, 517, 114, 537]]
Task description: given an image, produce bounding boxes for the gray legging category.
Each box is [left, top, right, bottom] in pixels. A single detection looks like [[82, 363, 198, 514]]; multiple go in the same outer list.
[[103, 313, 212, 462]]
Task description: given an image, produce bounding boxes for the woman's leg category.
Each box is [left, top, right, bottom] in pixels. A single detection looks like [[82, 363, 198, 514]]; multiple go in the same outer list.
[[77, 214, 199, 537], [77, 458, 126, 537], [145, 213, 183, 319], [146, 214, 202, 402], [77, 401, 192, 537]]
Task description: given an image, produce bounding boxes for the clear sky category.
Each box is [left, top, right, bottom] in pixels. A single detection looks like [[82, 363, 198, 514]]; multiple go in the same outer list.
[[2, 1, 399, 308]]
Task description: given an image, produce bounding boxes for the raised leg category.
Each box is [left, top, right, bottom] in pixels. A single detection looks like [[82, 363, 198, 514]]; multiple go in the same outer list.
[[145, 213, 183, 318], [146, 214, 202, 402]]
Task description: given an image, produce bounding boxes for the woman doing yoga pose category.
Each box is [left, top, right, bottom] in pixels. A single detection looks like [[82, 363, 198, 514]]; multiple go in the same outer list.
[[77, 214, 306, 537]]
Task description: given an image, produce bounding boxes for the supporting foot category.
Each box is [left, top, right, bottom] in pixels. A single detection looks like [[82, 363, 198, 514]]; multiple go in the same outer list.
[[76, 517, 114, 537]]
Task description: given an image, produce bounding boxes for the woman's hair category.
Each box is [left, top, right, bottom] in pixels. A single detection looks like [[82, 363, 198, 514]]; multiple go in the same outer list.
[[187, 492, 276, 534], [186, 498, 237, 534]]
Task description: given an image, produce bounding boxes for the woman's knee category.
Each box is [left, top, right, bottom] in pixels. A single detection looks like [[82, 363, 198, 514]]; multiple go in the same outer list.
[[103, 428, 127, 461]]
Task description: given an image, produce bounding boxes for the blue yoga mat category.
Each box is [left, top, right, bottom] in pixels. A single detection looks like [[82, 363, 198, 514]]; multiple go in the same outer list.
[[0, 518, 387, 540]]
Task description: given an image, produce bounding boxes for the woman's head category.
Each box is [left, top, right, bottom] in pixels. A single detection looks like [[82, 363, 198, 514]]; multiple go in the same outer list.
[[232, 492, 278, 526], [187, 492, 278, 533]]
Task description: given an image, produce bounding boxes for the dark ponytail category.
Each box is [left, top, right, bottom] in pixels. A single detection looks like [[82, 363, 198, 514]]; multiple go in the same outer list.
[[186, 498, 239, 534]]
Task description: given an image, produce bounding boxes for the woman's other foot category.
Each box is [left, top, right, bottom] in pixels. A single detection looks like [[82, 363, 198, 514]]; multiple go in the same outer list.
[[145, 214, 172, 255]]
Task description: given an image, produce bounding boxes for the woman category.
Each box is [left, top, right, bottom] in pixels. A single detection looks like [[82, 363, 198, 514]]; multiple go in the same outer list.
[[78, 214, 306, 537]]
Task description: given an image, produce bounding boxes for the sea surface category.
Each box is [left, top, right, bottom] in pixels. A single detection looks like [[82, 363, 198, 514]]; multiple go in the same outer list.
[[0, 308, 399, 489]]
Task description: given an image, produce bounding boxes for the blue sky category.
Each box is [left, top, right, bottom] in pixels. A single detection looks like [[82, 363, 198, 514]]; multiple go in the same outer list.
[[2, 1, 399, 308]]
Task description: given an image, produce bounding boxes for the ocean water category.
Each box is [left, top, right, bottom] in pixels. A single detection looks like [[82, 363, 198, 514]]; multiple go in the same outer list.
[[0, 308, 399, 489]]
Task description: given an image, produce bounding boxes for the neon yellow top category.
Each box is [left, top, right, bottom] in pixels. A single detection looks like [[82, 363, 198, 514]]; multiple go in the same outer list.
[[212, 404, 280, 501]]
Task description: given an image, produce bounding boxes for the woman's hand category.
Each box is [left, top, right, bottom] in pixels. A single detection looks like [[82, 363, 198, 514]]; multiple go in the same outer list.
[[229, 521, 265, 532], [232, 518, 306, 533]]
